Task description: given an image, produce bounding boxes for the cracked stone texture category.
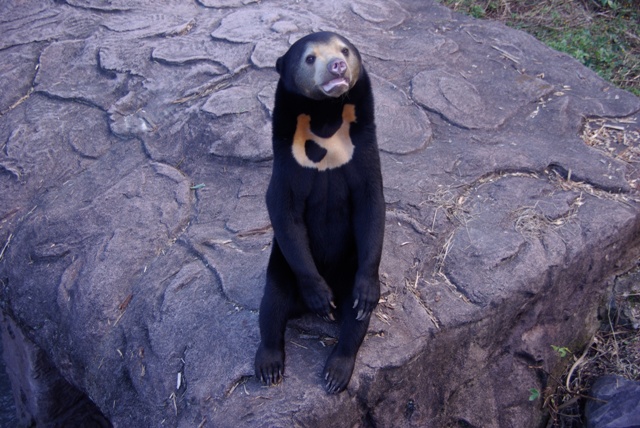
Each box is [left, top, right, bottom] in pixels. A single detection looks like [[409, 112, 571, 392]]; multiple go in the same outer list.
[[1, 0, 640, 427], [584, 375, 640, 428]]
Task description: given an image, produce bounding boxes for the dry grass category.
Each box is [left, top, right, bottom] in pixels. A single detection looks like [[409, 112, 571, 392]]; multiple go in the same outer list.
[[582, 117, 640, 191], [582, 117, 640, 162], [512, 197, 582, 240]]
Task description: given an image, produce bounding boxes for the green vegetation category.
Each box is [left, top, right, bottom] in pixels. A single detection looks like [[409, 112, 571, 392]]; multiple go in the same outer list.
[[438, 0, 640, 96], [551, 345, 571, 358]]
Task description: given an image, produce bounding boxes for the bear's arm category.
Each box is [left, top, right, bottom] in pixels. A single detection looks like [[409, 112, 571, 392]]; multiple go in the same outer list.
[[349, 147, 385, 319], [266, 164, 335, 316]]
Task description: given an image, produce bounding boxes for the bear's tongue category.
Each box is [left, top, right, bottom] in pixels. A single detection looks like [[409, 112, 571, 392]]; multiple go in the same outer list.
[[322, 78, 348, 93]]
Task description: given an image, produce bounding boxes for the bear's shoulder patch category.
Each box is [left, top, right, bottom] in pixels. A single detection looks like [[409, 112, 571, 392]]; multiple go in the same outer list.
[[292, 104, 356, 171]]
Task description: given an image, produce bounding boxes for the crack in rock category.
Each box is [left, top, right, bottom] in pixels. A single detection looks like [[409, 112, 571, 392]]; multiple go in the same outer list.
[[371, 74, 432, 155], [197, 0, 259, 8], [201, 86, 259, 118], [210, 6, 322, 68], [350, 0, 408, 28], [411, 68, 554, 130], [36, 40, 126, 110], [63, 0, 133, 12], [387, 209, 434, 236], [102, 10, 196, 37]]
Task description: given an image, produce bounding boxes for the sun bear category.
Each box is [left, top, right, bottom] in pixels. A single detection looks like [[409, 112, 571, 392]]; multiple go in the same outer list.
[[255, 31, 385, 394]]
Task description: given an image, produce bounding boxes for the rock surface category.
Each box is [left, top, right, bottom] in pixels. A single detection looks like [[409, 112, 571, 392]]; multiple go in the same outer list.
[[1, 1, 640, 427], [585, 375, 640, 428]]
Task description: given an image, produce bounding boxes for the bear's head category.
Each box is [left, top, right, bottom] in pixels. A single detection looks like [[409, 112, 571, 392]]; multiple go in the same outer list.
[[276, 32, 362, 101]]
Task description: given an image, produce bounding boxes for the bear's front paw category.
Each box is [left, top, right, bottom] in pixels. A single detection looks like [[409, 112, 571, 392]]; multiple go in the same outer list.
[[301, 279, 336, 321], [255, 344, 285, 386], [352, 275, 380, 321]]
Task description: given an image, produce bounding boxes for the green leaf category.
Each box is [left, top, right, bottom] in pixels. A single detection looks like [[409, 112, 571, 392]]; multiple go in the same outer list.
[[551, 345, 570, 358], [529, 388, 540, 401]]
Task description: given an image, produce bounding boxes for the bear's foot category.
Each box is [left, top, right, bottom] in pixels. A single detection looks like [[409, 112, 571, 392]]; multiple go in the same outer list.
[[255, 344, 285, 386], [323, 350, 356, 394]]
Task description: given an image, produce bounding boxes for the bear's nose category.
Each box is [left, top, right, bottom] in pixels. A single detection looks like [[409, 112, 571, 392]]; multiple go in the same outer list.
[[328, 59, 347, 76]]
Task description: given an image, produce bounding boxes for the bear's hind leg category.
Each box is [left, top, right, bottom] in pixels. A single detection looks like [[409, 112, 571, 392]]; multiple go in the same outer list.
[[255, 338, 286, 386], [323, 303, 370, 394], [255, 293, 290, 386], [255, 243, 297, 386]]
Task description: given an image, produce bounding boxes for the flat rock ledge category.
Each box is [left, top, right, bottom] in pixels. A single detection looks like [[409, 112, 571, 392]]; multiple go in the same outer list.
[[1, 1, 640, 427]]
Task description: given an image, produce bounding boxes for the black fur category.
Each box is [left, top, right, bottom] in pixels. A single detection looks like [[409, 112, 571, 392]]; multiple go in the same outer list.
[[304, 140, 327, 163], [255, 32, 385, 394]]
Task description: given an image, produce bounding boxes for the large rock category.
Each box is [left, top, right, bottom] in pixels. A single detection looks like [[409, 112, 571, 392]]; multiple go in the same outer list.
[[1, 0, 639, 427], [585, 375, 640, 428]]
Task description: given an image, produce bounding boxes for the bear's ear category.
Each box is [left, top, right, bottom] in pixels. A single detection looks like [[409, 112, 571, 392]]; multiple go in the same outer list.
[[275, 56, 284, 75]]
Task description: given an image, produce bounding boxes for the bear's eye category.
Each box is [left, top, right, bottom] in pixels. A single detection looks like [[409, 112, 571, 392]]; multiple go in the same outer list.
[[341, 47, 349, 57], [305, 55, 316, 64]]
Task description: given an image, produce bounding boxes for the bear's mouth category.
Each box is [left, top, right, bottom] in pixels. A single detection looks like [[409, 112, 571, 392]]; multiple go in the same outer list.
[[322, 77, 350, 94]]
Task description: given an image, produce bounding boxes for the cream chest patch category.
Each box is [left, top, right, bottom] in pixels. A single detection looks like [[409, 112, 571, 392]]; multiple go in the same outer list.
[[292, 104, 356, 171]]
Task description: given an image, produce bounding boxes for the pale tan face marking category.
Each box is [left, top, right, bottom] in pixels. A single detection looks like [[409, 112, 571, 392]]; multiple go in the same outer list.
[[292, 104, 357, 171], [294, 37, 361, 99]]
